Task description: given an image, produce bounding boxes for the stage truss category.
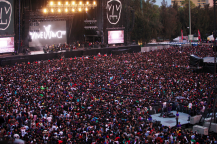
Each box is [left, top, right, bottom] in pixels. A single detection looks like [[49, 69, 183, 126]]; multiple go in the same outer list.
[[43, 1, 97, 14]]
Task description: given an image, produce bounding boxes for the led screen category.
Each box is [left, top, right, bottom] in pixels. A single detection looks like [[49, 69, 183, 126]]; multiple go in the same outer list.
[[0, 37, 14, 53], [29, 21, 67, 47], [108, 30, 124, 44]]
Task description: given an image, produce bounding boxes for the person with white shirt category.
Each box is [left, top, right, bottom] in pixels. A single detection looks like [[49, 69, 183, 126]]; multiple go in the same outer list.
[[201, 105, 205, 114], [188, 102, 192, 116], [52, 124, 58, 131], [21, 127, 26, 137], [47, 116, 52, 123]]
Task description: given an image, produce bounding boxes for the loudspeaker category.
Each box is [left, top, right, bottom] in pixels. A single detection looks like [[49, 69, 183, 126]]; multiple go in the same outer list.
[[204, 122, 217, 133], [193, 125, 208, 135]]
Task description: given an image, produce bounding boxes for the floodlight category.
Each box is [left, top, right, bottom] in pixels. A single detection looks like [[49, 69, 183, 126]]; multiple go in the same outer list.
[[58, 8, 61, 12], [65, 8, 68, 12], [51, 9, 54, 12], [50, 1, 53, 5], [79, 2, 82, 5], [85, 8, 88, 11], [93, 1, 96, 5], [86, 2, 89, 5], [58, 1, 61, 5], [72, 8, 75, 12], [66, 1, 68, 5], [44, 9, 47, 13], [72, 1, 75, 5], [79, 8, 81, 11]]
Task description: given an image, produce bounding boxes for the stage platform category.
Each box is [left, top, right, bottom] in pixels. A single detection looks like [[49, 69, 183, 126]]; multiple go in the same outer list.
[[151, 111, 190, 128], [0, 45, 141, 66]]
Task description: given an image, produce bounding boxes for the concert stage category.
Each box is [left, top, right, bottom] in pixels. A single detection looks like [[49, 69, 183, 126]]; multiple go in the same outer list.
[[0, 45, 141, 66], [151, 111, 190, 128]]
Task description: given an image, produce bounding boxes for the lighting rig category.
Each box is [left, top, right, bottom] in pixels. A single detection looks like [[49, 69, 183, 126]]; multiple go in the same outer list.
[[43, 1, 97, 14]]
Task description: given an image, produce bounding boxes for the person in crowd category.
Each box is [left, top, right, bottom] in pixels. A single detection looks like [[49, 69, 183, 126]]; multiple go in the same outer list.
[[0, 45, 216, 143], [176, 111, 179, 126]]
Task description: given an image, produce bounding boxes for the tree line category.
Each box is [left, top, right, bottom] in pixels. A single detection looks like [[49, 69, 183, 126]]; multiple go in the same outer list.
[[125, 0, 216, 43]]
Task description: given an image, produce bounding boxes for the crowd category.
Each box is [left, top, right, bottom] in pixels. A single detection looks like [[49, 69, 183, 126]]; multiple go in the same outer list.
[[0, 45, 216, 144]]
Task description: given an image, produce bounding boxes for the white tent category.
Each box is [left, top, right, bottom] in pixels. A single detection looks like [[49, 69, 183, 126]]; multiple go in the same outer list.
[[173, 36, 188, 42], [207, 35, 217, 41], [173, 37, 180, 42]]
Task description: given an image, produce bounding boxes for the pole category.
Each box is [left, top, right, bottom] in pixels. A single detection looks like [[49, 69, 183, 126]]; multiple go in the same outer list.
[[189, 0, 191, 46], [209, 97, 217, 130], [213, 0, 216, 124], [18, 0, 21, 54], [102, 0, 104, 44]]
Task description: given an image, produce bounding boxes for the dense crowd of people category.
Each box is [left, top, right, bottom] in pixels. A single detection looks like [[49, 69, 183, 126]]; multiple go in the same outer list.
[[0, 45, 216, 144]]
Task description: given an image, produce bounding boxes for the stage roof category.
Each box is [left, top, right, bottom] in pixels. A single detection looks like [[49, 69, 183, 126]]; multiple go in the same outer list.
[[203, 57, 217, 63]]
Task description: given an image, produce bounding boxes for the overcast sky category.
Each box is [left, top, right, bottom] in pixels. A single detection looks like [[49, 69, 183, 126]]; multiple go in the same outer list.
[[155, 0, 171, 6]]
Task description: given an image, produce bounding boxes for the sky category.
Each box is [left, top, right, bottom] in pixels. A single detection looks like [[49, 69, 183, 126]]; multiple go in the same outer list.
[[155, 0, 171, 6]]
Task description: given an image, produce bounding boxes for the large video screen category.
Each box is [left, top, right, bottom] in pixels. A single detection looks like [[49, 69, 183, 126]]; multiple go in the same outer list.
[[29, 21, 67, 47], [108, 30, 124, 44], [0, 37, 14, 53], [0, 0, 14, 35]]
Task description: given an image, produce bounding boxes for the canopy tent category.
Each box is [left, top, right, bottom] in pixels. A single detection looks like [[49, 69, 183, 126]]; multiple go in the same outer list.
[[202, 57, 217, 74], [190, 55, 217, 74], [173, 36, 188, 42], [207, 35, 217, 41], [173, 37, 180, 42], [203, 57, 217, 63], [189, 54, 203, 67]]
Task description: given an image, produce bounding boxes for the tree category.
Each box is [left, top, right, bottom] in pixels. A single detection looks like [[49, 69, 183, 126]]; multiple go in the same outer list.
[[131, 10, 146, 43], [128, 0, 217, 43], [181, 0, 196, 8], [143, 0, 162, 42], [159, 0, 177, 40], [130, 0, 162, 43], [172, 1, 182, 38]]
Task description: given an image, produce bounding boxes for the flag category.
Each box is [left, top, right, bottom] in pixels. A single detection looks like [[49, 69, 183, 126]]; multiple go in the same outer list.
[[181, 30, 183, 40], [198, 29, 201, 42]]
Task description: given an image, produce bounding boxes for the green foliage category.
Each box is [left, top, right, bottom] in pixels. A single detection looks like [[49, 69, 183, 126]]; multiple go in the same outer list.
[[130, 0, 161, 43], [127, 0, 217, 43], [181, 0, 196, 8]]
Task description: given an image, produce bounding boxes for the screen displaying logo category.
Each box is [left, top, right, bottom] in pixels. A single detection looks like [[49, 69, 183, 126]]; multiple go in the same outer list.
[[29, 25, 66, 40], [106, 0, 122, 25], [29, 21, 67, 47], [0, 0, 12, 31]]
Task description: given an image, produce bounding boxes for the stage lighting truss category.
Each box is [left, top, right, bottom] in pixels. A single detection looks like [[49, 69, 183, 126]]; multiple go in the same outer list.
[[44, 1, 97, 14], [84, 26, 98, 29]]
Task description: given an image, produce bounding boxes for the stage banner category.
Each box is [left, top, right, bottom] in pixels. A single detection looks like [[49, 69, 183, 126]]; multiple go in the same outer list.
[[103, 0, 126, 44], [104, 0, 125, 28], [0, 0, 14, 36]]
